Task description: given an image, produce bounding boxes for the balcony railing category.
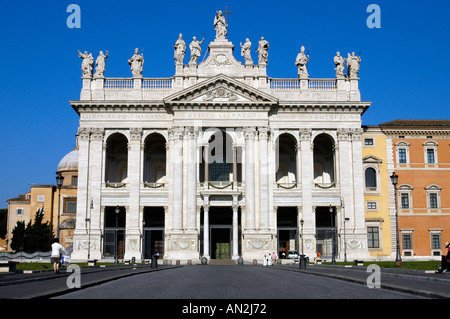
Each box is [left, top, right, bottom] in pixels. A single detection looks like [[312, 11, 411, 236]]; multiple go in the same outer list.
[[269, 78, 337, 91]]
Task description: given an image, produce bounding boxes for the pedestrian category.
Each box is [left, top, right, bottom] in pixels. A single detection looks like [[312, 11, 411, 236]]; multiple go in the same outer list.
[[271, 252, 277, 266], [51, 238, 67, 274], [263, 255, 267, 266], [436, 242, 450, 273]]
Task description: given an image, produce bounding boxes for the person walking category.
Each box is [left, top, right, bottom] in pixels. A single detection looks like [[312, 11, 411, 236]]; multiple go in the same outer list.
[[271, 252, 277, 266], [51, 238, 67, 274]]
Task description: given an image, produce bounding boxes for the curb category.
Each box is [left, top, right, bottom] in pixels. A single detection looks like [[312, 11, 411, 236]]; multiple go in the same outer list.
[[270, 265, 450, 299]]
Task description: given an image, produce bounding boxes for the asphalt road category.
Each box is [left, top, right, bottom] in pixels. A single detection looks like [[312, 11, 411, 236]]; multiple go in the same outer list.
[[55, 265, 424, 299]]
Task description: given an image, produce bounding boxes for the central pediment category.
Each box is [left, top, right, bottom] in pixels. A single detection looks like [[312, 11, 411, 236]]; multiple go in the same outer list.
[[163, 74, 279, 107]]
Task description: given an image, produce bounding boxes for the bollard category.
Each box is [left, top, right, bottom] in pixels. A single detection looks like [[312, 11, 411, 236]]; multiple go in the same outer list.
[[299, 255, 307, 270]]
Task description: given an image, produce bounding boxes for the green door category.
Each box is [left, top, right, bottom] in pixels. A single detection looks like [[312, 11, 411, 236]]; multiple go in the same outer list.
[[215, 243, 230, 259]]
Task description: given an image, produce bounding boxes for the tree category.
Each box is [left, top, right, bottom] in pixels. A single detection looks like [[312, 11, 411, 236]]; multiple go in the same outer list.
[[10, 221, 26, 252], [0, 208, 7, 239], [10, 210, 53, 253]]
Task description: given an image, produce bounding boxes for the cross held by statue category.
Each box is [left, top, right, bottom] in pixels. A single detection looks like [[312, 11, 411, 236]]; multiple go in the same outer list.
[[222, 6, 232, 23]]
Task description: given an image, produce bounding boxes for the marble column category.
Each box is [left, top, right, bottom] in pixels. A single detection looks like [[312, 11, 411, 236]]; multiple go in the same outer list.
[[185, 127, 197, 232], [203, 203, 210, 259], [171, 127, 184, 232], [351, 129, 366, 234], [244, 127, 256, 232], [299, 128, 314, 257], [204, 145, 209, 183], [124, 128, 142, 260], [232, 203, 239, 259], [88, 128, 104, 241], [258, 127, 269, 230], [75, 128, 90, 232]]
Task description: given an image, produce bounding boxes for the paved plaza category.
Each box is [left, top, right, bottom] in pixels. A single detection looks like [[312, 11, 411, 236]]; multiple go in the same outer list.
[[1, 263, 449, 301]]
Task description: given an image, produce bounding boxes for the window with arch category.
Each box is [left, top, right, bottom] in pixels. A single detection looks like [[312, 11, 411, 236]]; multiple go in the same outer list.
[[362, 155, 382, 194], [275, 133, 297, 184], [105, 133, 129, 184], [143, 133, 167, 185], [313, 134, 335, 186], [365, 168, 377, 189]]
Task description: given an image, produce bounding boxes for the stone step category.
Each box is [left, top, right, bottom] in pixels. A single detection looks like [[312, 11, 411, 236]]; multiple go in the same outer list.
[[208, 259, 237, 265]]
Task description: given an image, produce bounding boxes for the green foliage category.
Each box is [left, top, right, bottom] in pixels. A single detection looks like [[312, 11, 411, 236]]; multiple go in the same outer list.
[[10, 210, 53, 253], [0, 208, 7, 239]]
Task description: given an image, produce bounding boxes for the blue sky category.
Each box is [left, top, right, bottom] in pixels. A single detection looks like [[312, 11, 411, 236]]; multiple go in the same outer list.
[[0, 0, 449, 207]]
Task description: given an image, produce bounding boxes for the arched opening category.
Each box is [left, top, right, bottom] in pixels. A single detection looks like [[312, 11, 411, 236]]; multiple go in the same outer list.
[[313, 134, 335, 186], [276, 133, 297, 184], [365, 167, 377, 188], [143, 133, 167, 184], [200, 129, 242, 183], [105, 133, 128, 183]]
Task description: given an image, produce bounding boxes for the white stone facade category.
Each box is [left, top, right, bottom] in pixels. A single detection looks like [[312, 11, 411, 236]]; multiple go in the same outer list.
[[70, 17, 371, 263]]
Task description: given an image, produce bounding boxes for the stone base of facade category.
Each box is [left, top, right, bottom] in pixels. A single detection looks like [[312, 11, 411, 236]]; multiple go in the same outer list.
[[164, 233, 200, 262]]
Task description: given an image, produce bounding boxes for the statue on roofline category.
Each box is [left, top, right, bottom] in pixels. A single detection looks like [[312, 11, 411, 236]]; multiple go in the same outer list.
[[78, 50, 94, 78], [128, 48, 144, 78], [334, 51, 345, 79], [189, 36, 204, 64], [295, 46, 309, 79], [94, 51, 109, 78], [257, 37, 269, 65], [214, 10, 227, 39], [174, 33, 186, 64], [240, 38, 253, 65], [346, 52, 361, 78]]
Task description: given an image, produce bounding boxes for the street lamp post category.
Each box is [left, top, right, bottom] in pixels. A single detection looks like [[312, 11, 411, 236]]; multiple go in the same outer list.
[[341, 197, 348, 262], [115, 205, 120, 265], [299, 218, 306, 269], [390, 172, 402, 266], [142, 219, 146, 264], [329, 205, 336, 264], [55, 172, 64, 239], [86, 199, 93, 260]]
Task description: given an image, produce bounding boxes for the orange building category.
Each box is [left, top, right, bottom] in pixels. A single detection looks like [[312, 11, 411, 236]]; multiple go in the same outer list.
[[381, 120, 450, 259], [5, 147, 78, 252]]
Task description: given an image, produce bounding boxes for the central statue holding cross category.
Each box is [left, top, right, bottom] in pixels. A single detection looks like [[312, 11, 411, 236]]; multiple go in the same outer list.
[[214, 10, 227, 39]]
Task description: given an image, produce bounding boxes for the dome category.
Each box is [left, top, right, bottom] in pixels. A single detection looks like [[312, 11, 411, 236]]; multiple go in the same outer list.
[[57, 148, 79, 172]]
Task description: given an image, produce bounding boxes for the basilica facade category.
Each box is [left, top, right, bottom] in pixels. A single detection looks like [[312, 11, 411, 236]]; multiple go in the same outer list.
[[70, 14, 371, 263]]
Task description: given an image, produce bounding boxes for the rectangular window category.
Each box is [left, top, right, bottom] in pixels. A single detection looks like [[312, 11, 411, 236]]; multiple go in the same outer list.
[[367, 227, 379, 248], [72, 176, 78, 186], [364, 138, 374, 146], [65, 201, 77, 214], [401, 193, 409, 209], [398, 149, 407, 163], [16, 208, 24, 215], [429, 193, 438, 209], [37, 195, 45, 202], [426, 149, 435, 163], [367, 202, 377, 210], [431, 234, 441, 250], [402, 234, 412, 250]]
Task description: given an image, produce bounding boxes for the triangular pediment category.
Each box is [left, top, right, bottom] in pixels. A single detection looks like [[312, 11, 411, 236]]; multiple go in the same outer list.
[[363, 155, 383, 164], [163, 74, 278, 106]]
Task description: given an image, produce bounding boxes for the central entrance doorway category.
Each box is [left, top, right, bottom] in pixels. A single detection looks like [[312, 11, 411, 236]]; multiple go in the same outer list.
[[211, 227, 231, 259], [276, 207, 299, 259], [201, 206, 240, 259], [315, 206, 337, 259], [143, 207, 165, 259]]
